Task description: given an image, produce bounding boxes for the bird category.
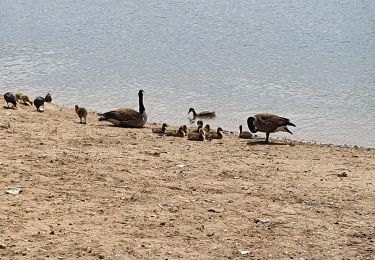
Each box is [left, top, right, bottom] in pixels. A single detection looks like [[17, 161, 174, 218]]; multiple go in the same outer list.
[[165, 126, 186, 137], [98, 90, 147, 128], [239, 125, 253, 139], [152, 123, 168, 134], [45, 93, 52, 103], [3, 92, 17, 108], [203, 124, 210, 133], [20, 94, 33, 105], [75, 105, 88, 124], [188, 108, 216, 118], [34, 96, 45, 112], [15, 92, 23, 102], [187, 128, 205, 141], [247, 113, 296, 143], [188, 120, 204, 133], [205, 127, 224, 140]]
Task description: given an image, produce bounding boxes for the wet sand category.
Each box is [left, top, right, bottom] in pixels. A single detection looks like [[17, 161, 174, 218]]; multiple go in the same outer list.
[[0, 100, 374, 259]]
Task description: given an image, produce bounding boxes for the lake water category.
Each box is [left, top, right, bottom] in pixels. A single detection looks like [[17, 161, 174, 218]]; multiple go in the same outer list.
[[1, 0, 374, 147]]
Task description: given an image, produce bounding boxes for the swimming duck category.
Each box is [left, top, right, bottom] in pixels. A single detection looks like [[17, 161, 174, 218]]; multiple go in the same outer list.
[[239, 125, 253, 139], [187, 128, 205, 141], [188, 120, 204, 133], [20, 94, 33, 105], [188, 108, 216, 118], [34, 96, 45, 112], [152, 123, 168, 134], [98, 90, 147, 128], [4, 92, 17, 108], [247, 113, 296, 143], [45, 93, 52, 103], [165, 126, 185, 137], [205, 127, 224, 140], [75, 105, 88, 124]]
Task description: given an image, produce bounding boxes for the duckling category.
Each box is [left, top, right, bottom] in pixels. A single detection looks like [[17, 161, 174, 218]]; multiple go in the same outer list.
[[181, 125, 189, 135], [188, 128, 205, 141], [165, 126, 185, 137], [152, 123, 168, 134], [3, 92, 17, 108], [33, 96, 45, 112], [239, 125, 253, 139], [188, 108, 216, 118], [15, 92, 23, 102], [45, 93, 52, 103], [247, 113, 296, 143], [188, 120, 204, 133], [205, 127, 224, 140], [20, 94, 33, 105], [75, 105, 88, 124], [99, 90, 147, 128]]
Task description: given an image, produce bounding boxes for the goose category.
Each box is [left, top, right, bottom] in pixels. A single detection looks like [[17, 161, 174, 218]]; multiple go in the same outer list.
[[165, 126, 185, 137], [152, 123, 168, 134], [20, 94, 33, 105], [247, 113, 296, 143], [4, 92, 17, 108], [45, 93, 52, 103], [188, 108, 216, 118], [34, 96, 45, 112], [203, 124, 210, 133], [188, 120, 204, 133], [98, 90, 147, 128], [181, 125, 189, 135], [187, 128, 205, 141], [205, 127, 224, 140], [239, 125, 253, 139], [15, 92, 23, 102], [75, 105, 88, 124]]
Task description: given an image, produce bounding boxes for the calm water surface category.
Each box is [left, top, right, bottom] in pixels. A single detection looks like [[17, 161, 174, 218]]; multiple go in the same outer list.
[[1, 0, 374, 147]]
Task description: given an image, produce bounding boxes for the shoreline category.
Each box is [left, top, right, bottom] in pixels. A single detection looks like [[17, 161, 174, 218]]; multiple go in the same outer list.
[[1, 100, 374, 259]]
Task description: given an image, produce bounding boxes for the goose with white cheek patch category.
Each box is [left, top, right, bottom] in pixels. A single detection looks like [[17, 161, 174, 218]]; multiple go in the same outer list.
[[188, 108, 216, 118]]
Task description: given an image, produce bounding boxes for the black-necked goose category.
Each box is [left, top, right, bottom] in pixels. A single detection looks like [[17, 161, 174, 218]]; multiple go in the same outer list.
[[75, 105, 88, 124], [98, 90, 147, 128], [205, 127, 224, 140], [3, 92, 17, 108], [34, 96, 45, 112], [239, 125, 253, 139], [247, 113, 296, 143], [188, 108, 216, 118]]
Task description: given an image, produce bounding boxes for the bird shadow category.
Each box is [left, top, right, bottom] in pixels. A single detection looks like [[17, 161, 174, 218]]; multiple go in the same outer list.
[[246, 139, 290, 146], [3, 106, 16, 109]]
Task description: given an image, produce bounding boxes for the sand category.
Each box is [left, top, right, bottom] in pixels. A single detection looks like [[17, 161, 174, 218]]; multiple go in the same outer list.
[[0, 99, 374, 259]]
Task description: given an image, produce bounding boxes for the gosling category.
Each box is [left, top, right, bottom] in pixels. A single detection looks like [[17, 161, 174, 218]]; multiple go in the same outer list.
[[187, 128, 205, 141], [75, 105, 88, 124]]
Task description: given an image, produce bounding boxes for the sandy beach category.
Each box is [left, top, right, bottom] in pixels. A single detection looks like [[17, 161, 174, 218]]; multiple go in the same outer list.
[[0, 99, 374, 259]]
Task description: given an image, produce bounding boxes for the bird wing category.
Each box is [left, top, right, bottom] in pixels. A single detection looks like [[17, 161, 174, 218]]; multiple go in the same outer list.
[[255, 113, 292, 127], [101, 108, 140, 121]]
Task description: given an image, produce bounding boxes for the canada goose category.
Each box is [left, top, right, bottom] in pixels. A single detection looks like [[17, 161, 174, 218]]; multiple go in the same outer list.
[[188, 128, 205, 141], [188, 120, 204, 133], [239, 125, 253, 139], [45, 93, 52, 103], [3, 92, 17, 108], [20, 94, 33, 105], [203, 124, 210, 133], [247, 113, 296, 143], [75, 105, 88, 124], [205, 127, 224, 140], [152, 123, 168, 134], [188, 108, 216, 118], [165, 126, 185, 137], [98, 90, 147, 128], [34, 96, 45, 112]]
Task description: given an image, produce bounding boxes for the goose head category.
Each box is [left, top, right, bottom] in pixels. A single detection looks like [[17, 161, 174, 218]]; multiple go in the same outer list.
[[203, 124, 210, 132], [247, 117, 257, 133], [188, 107, 197, 116]]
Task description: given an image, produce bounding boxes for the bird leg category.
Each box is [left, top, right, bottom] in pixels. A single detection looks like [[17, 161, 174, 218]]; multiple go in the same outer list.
[[265, 133, 270, 144]]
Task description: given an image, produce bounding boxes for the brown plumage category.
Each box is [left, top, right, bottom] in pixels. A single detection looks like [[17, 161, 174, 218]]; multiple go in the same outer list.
[[188, 120, 204, 133], [247, 113, 296, 143], [187, 128, 205, 141], [165, 126, 185, 137], [98, 90, 147, 128], [152, 123, 168, 134], [205, 127, 224, 140], [239, 125, 253, 139], [203, 124, 210, 133], [75, 105, 88, 124], [20, 94, 33, 105]]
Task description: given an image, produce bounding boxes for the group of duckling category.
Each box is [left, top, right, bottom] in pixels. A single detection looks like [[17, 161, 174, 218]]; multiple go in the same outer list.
[[3, 89, 296, 144]]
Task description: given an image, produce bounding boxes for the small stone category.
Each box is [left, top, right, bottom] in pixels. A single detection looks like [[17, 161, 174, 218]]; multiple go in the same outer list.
[[0, 244, 6, 249]]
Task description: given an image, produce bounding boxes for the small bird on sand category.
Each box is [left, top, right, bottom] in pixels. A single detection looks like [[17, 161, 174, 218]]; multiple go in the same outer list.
[[247, 113, 296, 144], [34, 96, 45, 112], [239, 125, 253, 139], [4, 92, 17, 108], [165, 126, 186, 137], [45, 93, 52, 103], [152, 123, 168, 134], [205, 127, 224, 140], [188, 108, 216, 118], [188, 128, 205, 141], [20, 94, 33, 105], [75, 105, 88, 124], [188, 120, 204, 133]]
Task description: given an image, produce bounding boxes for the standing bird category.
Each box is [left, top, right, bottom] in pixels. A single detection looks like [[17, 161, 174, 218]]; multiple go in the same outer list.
[[247, 113, 296, 144], [3, 92, 17, 108], [34, 96, 45, 112], [45, 93, 52, 103], [75, 105, 88, 124], [239, 125, 253, 139], [188, 108, 216, 118], [98, 90, 147, 128]]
